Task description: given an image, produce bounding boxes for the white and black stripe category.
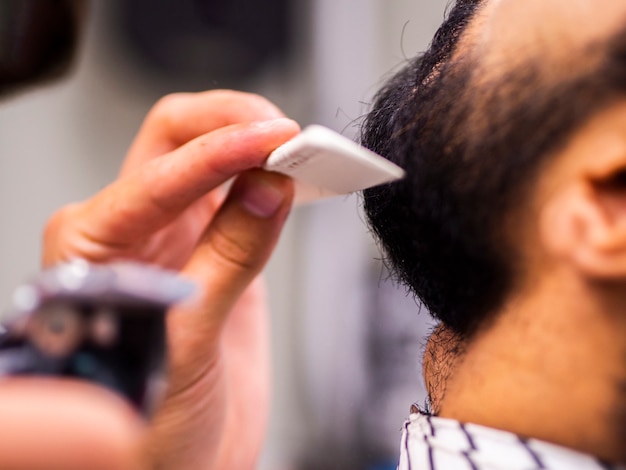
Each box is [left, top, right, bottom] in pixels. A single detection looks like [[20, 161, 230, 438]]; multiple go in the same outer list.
[[397, 410, 626, 470]]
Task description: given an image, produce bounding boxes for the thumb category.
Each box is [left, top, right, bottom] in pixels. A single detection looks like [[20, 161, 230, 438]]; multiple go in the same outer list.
[[169, 169, 294, 371]]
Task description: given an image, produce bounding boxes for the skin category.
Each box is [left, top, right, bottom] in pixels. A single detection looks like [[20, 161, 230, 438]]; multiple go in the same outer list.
[[1, 90, 300, 469], [464, 0, 626, 78], [8, 1, 626, 467], [0, 379, 147, 470], [426, 2, 626, 464]]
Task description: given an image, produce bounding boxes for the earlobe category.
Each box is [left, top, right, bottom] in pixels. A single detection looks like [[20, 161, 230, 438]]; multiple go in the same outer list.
[[541, 179, 626, 279]]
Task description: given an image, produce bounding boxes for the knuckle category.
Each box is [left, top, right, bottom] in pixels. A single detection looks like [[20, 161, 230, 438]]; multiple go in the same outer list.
[[208, 222, 261, 274], [43, 205, 73, 242], [148, 92, 192, 128], [241, 92, 283, 115], [237, 91, 272, 106], [42, 204, 81, 265], [211, 89, 283, 118], [210, 89, 263, 103]]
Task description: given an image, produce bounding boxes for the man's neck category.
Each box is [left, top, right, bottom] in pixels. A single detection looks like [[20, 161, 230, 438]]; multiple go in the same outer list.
[[436, 271, 626, 464]]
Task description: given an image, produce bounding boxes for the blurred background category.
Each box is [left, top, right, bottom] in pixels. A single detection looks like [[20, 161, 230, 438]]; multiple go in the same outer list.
[[0, 0, 447, 468]]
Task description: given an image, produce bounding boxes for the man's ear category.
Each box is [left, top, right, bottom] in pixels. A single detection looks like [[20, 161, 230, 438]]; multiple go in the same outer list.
[[540, 170, 626, 278]]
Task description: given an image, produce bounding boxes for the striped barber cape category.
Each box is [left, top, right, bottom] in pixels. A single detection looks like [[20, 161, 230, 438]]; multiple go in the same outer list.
[[398, 410, 625, 470]]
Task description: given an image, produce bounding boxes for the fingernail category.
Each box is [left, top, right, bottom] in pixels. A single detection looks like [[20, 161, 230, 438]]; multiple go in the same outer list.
[[253, 117, 296, 129], [238, 175, 286, 218]]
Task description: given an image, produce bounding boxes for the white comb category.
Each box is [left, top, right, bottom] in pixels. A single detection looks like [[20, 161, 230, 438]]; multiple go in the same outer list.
[[264, 125, 405, 204]]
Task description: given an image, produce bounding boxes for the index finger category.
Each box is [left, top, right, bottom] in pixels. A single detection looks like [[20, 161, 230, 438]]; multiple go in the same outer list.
[[63, 119, 299, 249], [122, 90, 286, 173]]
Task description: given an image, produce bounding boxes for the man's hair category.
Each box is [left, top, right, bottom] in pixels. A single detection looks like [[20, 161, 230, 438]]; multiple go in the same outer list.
[[361, 0, 626, 336]]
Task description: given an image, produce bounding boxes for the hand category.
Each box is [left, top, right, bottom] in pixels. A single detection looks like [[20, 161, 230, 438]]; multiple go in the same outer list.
[[40, 90, 300, 468], [0, 378, 147, 470]]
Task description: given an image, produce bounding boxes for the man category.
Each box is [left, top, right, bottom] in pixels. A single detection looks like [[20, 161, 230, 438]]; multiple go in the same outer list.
[[9, 0, 626, 468], [362, 0, 626, 467]]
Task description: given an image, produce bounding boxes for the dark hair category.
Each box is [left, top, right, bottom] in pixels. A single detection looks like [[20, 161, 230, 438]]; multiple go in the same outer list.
[[0, 0, 84, 95], [361, 1, 626, 336]]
